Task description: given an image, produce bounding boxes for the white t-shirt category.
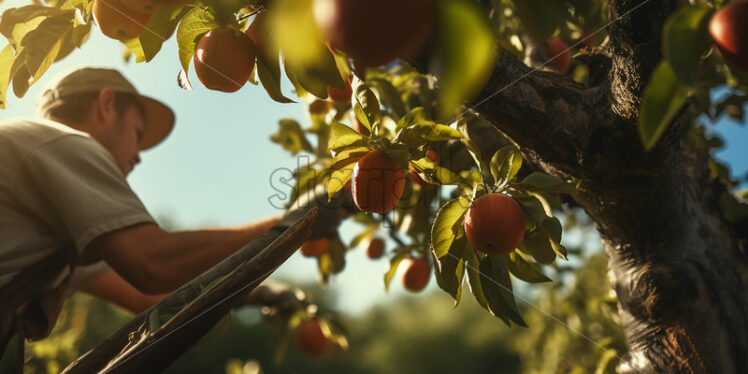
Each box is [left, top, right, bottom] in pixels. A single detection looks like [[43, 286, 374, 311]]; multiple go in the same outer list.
[[0, 117, 155, 290]]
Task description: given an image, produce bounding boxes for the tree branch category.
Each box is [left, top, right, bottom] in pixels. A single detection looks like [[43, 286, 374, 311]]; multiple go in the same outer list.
[[605, 0, 678, 120], [469, 51, 607, 179]]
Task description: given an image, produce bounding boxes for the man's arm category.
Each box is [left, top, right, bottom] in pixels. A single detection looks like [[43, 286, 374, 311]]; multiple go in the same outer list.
[[80, 268, 168, 314], [87, 215, 282, 295]]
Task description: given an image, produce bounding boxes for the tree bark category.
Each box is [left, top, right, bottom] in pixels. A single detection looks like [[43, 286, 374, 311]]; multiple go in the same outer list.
[[465, 1, 748, 372]]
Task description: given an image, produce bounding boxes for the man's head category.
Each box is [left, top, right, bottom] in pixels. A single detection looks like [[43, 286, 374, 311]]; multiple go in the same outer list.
[[37, 67, 175, 176]]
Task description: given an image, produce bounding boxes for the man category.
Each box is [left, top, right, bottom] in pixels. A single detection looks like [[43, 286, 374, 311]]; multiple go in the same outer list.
[[0, 67, 346, 368]]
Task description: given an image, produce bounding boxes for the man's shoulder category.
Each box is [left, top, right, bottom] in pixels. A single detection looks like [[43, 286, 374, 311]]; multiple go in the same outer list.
[[0, 117, 98, 157], [0, 117, 89, 140]]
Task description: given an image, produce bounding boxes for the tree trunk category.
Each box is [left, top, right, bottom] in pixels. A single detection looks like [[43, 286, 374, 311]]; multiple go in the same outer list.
[[462, 0, 748, 372]]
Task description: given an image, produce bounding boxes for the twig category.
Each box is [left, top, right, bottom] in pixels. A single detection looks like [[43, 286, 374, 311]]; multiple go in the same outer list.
[[382, 214, 407, 248]]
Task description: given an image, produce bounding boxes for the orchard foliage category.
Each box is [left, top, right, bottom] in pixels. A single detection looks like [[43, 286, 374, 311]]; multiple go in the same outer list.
[[1, 0, 747, 328]]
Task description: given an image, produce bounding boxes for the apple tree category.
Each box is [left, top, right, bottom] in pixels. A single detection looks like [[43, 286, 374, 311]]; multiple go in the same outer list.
[[1, 0, 747, 372]]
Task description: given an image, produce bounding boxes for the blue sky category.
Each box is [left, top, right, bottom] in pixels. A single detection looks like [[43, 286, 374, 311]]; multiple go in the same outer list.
[[2, 0, 747, 315]]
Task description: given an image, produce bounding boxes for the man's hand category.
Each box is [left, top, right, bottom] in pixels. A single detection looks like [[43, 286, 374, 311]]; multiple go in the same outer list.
[[239, 279, 309, 317]]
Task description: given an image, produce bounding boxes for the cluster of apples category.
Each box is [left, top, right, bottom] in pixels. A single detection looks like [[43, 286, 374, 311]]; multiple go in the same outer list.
[[299, 237, 383, 259]]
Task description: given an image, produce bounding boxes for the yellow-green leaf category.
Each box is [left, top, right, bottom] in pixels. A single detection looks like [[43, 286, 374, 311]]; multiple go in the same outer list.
[[20, 11, 74, 84], [514, 172, 579, 194], [433, 235, 467, 306], [490, 145, 522, 189], [0, 5, 63, 50], [352, 77, 381, 132], [505, 252, 551, 283], [329, 121, 365, 152], [327, 163, 354, 201], [639, 61, 692, 150], [437, 0, 496, 120], [270, 118, 314, 155], [270, 0, 326, 67], [0, 43, 17, 109], [662, 4, 713, 86], [396, 107, 430, 130], [257, 52, 295, 103], [384, 251, 410, 292], [480, 255, 526, 326], [465, 247, 489, 310], [136, 5, 190, 63], [176, 7, 218, 84], [395, 122, 463, 146], [431, 196, 470, 258], [518, 229, 556, 264]]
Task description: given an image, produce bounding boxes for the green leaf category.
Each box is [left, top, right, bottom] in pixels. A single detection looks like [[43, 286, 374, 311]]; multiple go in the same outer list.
[[396, 107, 430, 130], [270, 0, 326, 67], [20, 11, 75, 84], [287, 63, 326, 98], [638, 61, 692, 150], [540, 216, 567, 259], [330, 48, 352, 81], [431, 196, 471, 258], [317, 252, 334, 277], [134, 5, 190, 63], [367, 77, 406, 118], [433, 234, 467, 305], [176, 7, 218, 85], [327, 162, 355, 201], [662, 4, 713, 85], [458, 170, 483, 191], [465, 247, 489, 310], [257, 51, 294, 103], [411, 159, 463, 185], [515, 194, 547, 231], [283, 62, 307, 98], [597, 349, 619, 374], [54, 21, 90, 63], [328, 121, 366, 152], [285, 47, 342, 99], [289, 166, 325, 205], [349, 229, 374, 249], [505, 252, 551, 283], [514, 172, 579, 194], [457, 119, 490, 179], [436, 0, 496, 120], [352, 78, 381, 132], [718, 191, 748, 224], [69, 0, 93, 17], [395, 122, 463, 146], [123, 37, 146, 63], [410, 156, 438, 171], [0, 43, 18, 109], [331, 145, 369, 169], [384, 251, 410, 292], [490, 146, 523, 189], [11, 58, 30, 98], [328, 238, 346, 274], [518, 229, 556, 264], [0, 5, 62, 50], [270, 118, 314, 155], [479, 255, 526, 326]]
